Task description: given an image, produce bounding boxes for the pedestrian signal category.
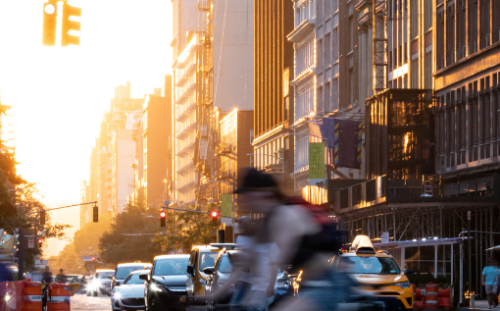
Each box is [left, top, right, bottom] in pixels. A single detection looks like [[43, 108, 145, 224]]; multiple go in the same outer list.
[[160, 211, 166, 227], [93, 205, 98, 222]]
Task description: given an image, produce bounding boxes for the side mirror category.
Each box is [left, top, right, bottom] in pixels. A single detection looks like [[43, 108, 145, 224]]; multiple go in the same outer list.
[[139, 274, 148, 280], [203, 267, 215, 275], [404, 269, 414, 275], [115, 283, 120, 287], [108, 275, 114, 280]]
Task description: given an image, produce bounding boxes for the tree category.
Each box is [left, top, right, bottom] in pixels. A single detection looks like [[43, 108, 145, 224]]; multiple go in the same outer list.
[[97, 203, 218, 265]]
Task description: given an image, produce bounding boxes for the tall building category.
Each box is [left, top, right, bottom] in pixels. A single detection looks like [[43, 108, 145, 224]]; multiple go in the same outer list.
[[82, 83, 143, 225], [253, 0, 295, 192], [288, 0, 361, 197], [217, 109, 254, 209], [141, 79, 172, 207], [172, 0, 253, 206], [434, 0, 500, 194]]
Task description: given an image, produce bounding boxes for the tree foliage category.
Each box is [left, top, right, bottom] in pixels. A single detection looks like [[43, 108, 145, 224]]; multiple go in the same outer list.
[[98, 203, 218, 265], [0, 112, 71, 270]]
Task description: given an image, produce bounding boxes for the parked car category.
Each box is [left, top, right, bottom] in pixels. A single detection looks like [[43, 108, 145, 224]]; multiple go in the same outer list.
[[141, 254, 190, 311], [87, 269, 114, 296], [111, 270, 149, 311], [112, 263, 152, 289], [186, 243, 236, 304]]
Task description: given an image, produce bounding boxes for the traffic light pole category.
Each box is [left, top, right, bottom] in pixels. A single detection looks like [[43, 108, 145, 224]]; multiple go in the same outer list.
[[161, 206, 237, 219], [23, 201, 97, 215]]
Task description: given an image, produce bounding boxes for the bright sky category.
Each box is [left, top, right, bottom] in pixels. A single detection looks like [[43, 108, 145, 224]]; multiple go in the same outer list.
[[0, 0, 173, 256]]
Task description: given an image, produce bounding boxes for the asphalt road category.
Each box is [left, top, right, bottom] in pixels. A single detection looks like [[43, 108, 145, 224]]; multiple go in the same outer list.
[[71, 294, 111, 311]]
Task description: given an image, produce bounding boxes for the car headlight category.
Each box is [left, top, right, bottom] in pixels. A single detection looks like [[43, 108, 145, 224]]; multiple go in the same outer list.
[[113, 292, 122, 300], [151, 283, 164, 292], [395, 281, 410, 289]]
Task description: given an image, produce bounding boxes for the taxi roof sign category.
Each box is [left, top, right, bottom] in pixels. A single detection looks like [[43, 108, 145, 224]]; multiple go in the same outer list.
[[350, 235, 375, 252]]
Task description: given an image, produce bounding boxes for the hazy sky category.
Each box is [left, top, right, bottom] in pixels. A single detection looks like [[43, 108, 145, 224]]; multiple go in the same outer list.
[[0, 0, 173, 256]]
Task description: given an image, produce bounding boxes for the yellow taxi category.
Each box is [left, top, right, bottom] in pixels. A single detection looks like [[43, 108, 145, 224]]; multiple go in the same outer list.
[[339, 235, 413, 311], [186, 243, 236, 304]]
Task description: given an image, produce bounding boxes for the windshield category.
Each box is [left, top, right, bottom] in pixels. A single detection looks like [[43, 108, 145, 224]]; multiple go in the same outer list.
[[218, 255, 233, 274], [199, 252, 218, 271], [123, 273, 145, 285], [116, 266, 145, 279], [340, 256, 401, 274], [154, 258, 189, 276], [97, 272, 114, 279]]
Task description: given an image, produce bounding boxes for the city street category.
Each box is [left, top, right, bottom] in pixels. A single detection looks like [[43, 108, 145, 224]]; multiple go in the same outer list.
[[71, 294, 110, 311]]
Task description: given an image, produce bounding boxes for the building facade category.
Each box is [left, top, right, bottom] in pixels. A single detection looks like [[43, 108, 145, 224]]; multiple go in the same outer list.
[[253, 0, 295, 193], [434, 0, 500, 196]]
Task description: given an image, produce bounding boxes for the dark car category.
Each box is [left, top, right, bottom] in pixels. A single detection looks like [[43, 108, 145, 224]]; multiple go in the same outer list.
[[140, 254, 190, 311], [113, 263, 152, 289], [204, 249, 292, 310]]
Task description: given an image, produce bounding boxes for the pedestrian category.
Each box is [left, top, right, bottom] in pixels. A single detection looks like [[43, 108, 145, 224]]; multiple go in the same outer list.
[[482, 259, 500, 309], [42, 266, 53, 310], [56, 268, 64, 282]]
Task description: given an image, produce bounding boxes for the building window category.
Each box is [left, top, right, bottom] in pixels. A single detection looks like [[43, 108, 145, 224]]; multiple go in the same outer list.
[[325, 33, 331, 66], [425, 0, 432, 30], [411, 58, 418, 88], [425, 51, 432, 89], [325, 82, 331, 112]]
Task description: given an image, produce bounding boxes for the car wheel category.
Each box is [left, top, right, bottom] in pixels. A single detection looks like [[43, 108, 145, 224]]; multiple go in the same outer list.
[[92, 290, 98, 297], [86, 291, 91, 296]]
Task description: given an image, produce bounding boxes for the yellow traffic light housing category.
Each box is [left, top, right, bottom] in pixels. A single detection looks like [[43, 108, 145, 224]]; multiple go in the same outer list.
[[93, 204, 98, 222], [61, 3, 81, 46], [42, 2, 57, 46]]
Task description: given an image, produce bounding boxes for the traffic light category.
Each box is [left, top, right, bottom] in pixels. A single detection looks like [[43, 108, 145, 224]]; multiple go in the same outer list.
[[61, 3, 81, 46], [42, 1, 57, 46], [93, 205, 98, 222], [40, 211, 46, 226], [38, 239, 42, 248], [160, 211, 166, 227], [211, 211, 218, 225]]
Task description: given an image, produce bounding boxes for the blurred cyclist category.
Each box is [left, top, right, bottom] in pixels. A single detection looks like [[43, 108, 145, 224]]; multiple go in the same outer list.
[[235, 168, 352, 311]]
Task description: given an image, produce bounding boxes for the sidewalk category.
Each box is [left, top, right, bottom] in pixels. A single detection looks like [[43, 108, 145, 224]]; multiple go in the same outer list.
[[457, 300, 496, 311]]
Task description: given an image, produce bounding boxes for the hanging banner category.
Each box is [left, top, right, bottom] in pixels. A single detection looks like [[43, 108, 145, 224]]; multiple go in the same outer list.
[[220, 194, 233, 217], [321, 117, 363, 169], [309, 142, 326, 183]]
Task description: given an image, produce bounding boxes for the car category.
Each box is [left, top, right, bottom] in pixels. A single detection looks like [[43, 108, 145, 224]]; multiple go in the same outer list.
[[339, 235, 414, 311], [87, 269, 115, 296], [204, 249, 292, 310], [141, 254, 190, 311], [113, 263, 152, 289], [186, 243, 236, 304], [111, 270, 149, 311]]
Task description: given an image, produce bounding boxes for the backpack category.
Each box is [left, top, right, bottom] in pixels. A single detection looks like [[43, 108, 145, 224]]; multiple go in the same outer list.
[[284, 197, 346, 271]]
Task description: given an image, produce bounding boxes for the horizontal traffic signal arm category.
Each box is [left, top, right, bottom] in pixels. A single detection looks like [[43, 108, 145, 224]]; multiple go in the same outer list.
[[161, 206, 236, 219], [23, 201, 97, 215]]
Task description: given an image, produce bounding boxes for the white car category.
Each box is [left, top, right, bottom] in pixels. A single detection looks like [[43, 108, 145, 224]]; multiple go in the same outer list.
[[111, 270, 148, 311]]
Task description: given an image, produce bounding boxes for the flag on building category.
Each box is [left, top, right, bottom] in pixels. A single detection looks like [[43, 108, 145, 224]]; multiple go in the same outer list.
[[321, 117, 363, 169]]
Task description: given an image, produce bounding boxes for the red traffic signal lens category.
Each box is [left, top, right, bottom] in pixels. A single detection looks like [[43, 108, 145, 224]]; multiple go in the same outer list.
[[92, 257, 95, 260], [44, 3, 56, 15], [38, 239, 42, 243], [160, 211, 166, 218], [211, 211, 218, 218]]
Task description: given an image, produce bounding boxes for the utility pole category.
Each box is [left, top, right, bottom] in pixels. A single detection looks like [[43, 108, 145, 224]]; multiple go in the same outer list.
[[18, 228, 25, 280], [467, 211, 472, 306]]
